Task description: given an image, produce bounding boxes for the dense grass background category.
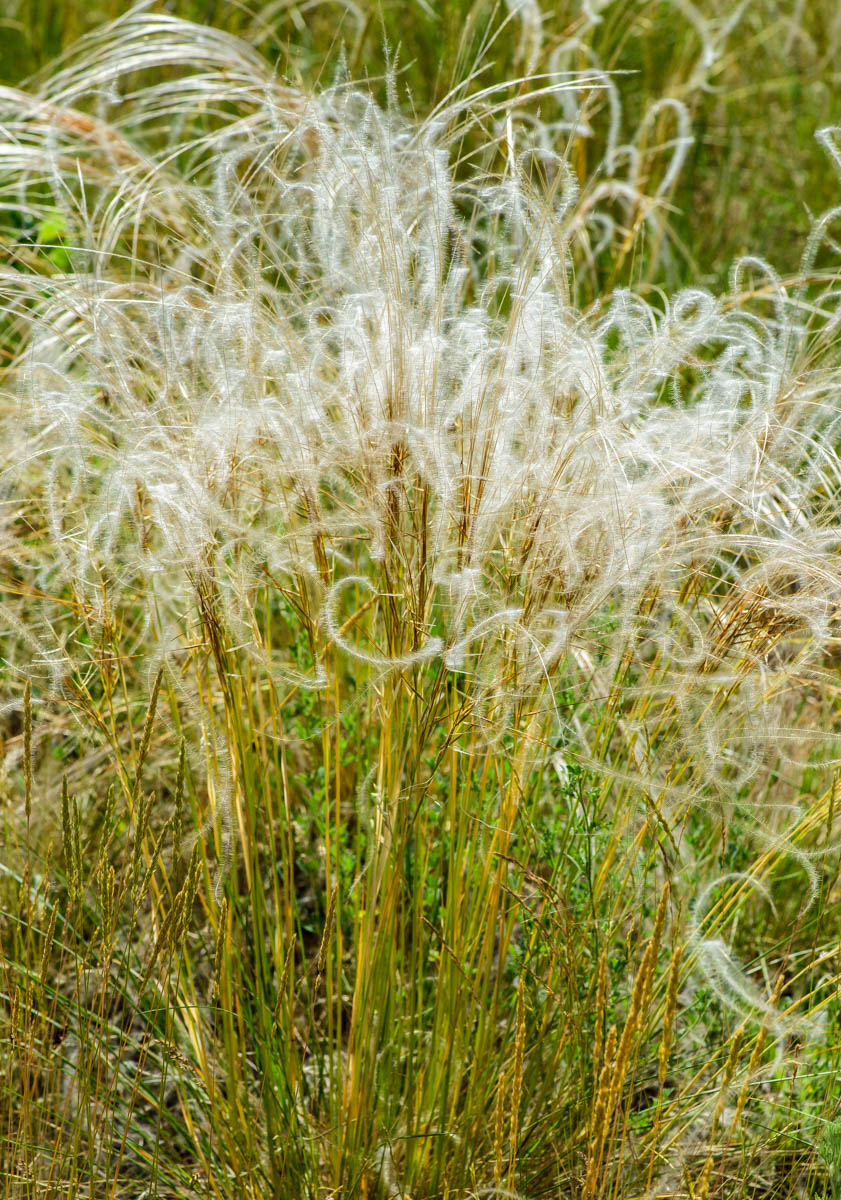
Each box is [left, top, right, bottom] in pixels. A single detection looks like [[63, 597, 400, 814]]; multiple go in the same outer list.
[[3, 0, 841, 286], [3, 3, 841, 1199]]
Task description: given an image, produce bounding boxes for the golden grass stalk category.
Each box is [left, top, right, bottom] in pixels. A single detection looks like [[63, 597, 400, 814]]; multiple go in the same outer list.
[[695, 1024, 746, 1200], [509, 978, 526, 1181], [585, 1024, 618, 1200], [23, 679, 31, 826]]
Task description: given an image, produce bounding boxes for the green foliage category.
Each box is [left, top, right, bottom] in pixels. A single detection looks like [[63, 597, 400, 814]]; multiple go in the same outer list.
[[820, 1120, 841, 1200], [35, 208, 71, 270]]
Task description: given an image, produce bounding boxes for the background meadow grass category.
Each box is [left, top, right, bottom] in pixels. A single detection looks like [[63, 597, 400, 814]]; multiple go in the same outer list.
[[3, 0, 841, 288], [2, 2, 841, 1199]]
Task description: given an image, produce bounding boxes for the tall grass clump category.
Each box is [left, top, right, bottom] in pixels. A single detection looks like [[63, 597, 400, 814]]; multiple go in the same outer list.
[[3, 6, 841, 1198]]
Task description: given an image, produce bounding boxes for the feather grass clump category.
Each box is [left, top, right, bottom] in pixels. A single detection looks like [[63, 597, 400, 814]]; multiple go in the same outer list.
[[2, 13, 838, 747], [3, 9, 841, 1199]]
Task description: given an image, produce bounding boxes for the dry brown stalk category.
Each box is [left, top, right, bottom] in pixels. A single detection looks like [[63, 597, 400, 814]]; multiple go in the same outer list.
[[607, 937, 654, 1120], [173, 736, 186, 862], [494, 1066, 506, 1185], [272, 939, 297, 1037], [314, 883, 338, 1000], [23, 679, 32, 825], [133, 666, 163, 800], [658, 944, 684, 1089], [594, 945, 608, 1082], [509, 978, 526, 1177], [696, 1023, 746, 1200], [39, 899, 59, 991], [179, 841, 202, 940], [585, 1024, 618, 1199]]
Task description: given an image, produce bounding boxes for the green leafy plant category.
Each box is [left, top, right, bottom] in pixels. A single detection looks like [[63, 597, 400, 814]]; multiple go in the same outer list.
[[819, 1120, 841, 1200], [35, 208, 71, 270]]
